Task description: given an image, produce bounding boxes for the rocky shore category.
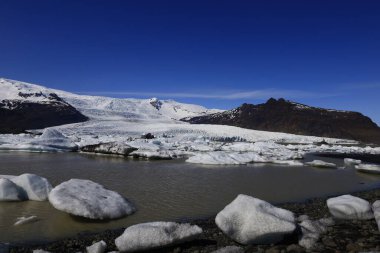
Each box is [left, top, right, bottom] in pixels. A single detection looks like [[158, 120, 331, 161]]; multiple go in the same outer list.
[[8, 187, 380, 253]]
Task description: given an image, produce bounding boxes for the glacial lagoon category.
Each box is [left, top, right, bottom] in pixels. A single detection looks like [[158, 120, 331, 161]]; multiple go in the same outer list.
[[0, 151, 379, 243]]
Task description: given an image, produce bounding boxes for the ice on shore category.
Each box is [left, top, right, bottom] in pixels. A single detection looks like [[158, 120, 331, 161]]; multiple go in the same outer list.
[[298, 217, 334, 249], [373, 200, 380, 231], [86, 240, 107, 253], [327, 195, 374, 220], [48, 179, 135, 220], [0, 178, 25, 201], [115, 222, 202, 252], [305, 160, 337, 168], [215, 194, 296, 245], [355, 164, 380, 174], [11, 174, 52, 201]]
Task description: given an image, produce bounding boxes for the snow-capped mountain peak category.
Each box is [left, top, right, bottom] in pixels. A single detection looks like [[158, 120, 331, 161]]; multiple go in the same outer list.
[[0, 78, 223, 121]]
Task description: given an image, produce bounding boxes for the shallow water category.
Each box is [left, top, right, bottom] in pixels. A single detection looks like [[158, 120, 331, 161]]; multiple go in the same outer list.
[[0, 151, 379, 243]]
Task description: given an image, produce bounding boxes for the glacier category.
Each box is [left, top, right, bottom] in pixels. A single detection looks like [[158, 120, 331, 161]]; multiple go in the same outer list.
[[0, 78, 380, 167]]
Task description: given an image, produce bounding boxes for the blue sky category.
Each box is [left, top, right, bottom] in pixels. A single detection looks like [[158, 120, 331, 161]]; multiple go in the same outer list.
[[0, 0, 379, 124]]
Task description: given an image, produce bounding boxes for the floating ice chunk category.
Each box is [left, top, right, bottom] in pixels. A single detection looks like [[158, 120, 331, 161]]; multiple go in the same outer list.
[[186, 151, 266, 165], [14, 216, 38, 226], [80, 142, 137, 156], [344, 158, 361, 166], [29, 128, 78, 151], [49, 179, 135, 220], [215, 194, 296, 245], [327, 195, 373, 220], [271, 160, 304, 166], [11, 174, 52, 201], [305, 160, 337, 168], [115, 222, 202, 252], [356, 164, 380, 175], [86, 240, 107, 253], [211, 246, 244, 253], [0, 178, 25, 201]]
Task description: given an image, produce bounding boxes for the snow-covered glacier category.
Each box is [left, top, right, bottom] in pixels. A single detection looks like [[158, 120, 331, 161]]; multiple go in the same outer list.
[[0, 78, 379, 165]]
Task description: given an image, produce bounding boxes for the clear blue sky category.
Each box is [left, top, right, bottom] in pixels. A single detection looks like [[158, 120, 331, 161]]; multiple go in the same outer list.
[[1, 0, 379, 124]]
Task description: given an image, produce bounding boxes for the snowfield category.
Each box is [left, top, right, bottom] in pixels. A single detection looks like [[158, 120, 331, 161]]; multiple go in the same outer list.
[[1, 78, 380, 166]]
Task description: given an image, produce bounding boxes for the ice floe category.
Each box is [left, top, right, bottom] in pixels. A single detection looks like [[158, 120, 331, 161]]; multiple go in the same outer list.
[[80, 142, 137, 156], [215, 194, 296, 245], [86, 240, 107, 253], [298, 217, 334, 249], [48, 179, 135, 220], [14, 216, 38, 226], [0, 178, 25, 201], [115, 222, 202, 252], [305, 160, 337, 168], [355, 164, 380, 175], [11, 174, 52, 201], [327, 195, 374, 220], [344, 158, 362, 166]]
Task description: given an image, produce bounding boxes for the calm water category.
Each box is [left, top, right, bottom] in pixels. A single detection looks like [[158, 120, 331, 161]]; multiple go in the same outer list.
[[0, 151, 379, 243]]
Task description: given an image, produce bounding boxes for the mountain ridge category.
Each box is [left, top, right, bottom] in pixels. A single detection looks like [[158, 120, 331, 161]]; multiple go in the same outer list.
[[183, 98, 380, 144]]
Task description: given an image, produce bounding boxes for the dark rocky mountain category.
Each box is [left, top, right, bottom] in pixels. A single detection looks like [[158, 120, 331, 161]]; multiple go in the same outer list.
[[0, 93, 88, 134], [183, 98, 380, 144]]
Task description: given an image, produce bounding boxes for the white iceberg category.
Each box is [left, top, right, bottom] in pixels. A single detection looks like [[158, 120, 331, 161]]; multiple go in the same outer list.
[[327, 194, 373, 220], [186, 151, 266, 165], [355, 164, 380, 174], [48, 179, 135, 220], [80, 142, 137, 156], [343, 158, 361, 166], [0, 178, 25, 201], [215, 194, 296, 245], [31, 128, 78, 151], [86, 240, 107, 253], [11, 174, 52, 201], [14, 216, 38, 226], [115, 222, 202, 252], [305, 160, 337, 168], [373, 200, 380, 231]]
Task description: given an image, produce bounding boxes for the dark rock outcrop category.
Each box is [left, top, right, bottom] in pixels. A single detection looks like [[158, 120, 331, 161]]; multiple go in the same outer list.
[[183, 98, 380, 144], [0, 94, 88, 134]]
